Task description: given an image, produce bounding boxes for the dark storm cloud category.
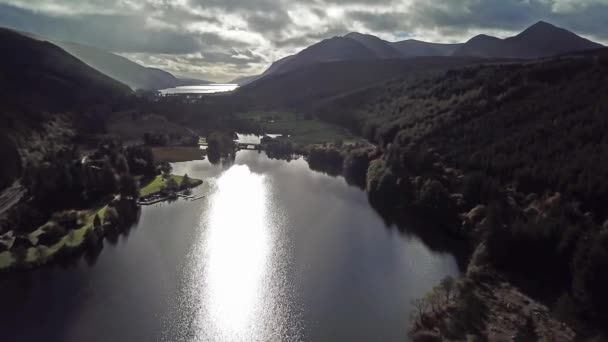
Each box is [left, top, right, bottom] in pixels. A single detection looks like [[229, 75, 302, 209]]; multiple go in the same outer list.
[[344, 1, 535, 35], [198, 32, 249, 49], [0, 3, 203, 53], [308, 0, 395, 4], [245, 10, 293, 34], [347, 11, 406, 33], [407, 0, 538, 31], [545, 2, 608, 37], [144, 3, 221, 25], [344, 0, 608, 42], [188, 0, 281, 13]]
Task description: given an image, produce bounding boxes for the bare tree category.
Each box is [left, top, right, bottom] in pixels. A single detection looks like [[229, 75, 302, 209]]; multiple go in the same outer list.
[[439, 276, 457, 305], [411, 297, 431, 325]]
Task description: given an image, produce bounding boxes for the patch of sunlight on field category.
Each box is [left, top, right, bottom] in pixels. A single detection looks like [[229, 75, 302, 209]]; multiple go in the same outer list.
[[0, 251, 14, 269], [2, 206, 108, 270], [237, 110, 356, 145], [139, 174, 202, 197]]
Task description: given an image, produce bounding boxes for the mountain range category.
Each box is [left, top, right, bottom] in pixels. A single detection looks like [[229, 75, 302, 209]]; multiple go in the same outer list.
[[0, 28, 130, 110], [5, 21, 600, 91], [0, 20, 605, 192], [18, 29, 209, 91], [453, 21, 603, 58], [237, 56, 494, 110], [54, 41, 210, 91], [254, 21, 603, 82]]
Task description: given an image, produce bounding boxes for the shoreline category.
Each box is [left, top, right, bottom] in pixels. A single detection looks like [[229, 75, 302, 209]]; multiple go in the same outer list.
[[0, 174, 203, 273], [143, 142, 602, 340], [301, 142, 597, 340], [0, 206, 109, 272]]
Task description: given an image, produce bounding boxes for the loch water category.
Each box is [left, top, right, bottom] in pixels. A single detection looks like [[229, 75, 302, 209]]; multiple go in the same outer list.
[[1, 150, 462, 342]]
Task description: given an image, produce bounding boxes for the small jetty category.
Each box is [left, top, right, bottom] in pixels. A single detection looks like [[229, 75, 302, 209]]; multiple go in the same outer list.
[[178, 194, 206, 201], [138, 197, 167, 206], [236, 142, 261, 150], [139, 192, 206, 206]]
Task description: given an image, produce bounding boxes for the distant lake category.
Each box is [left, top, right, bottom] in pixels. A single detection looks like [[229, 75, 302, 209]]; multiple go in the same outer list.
[[160, 83, 238, 95]]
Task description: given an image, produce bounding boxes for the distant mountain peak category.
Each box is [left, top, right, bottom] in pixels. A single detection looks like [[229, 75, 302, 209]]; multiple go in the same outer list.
[[344, 32, 387, 42], [529, 20, 556, 29], [261, 21, 603, 79], [400, 39, 426, 43], [345, 32, 375, 38], [468, 34, 500, 41], [343, 32, 403, 59], [392, 39, 462, 56], [345, 32, 363, 37], [518, 20, 564, 37], [454, 21, 603, 58]]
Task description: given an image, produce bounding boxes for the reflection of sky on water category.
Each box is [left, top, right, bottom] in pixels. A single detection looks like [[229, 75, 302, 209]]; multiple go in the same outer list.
[[171, 165, 302, 341], [1, 151, 460, 342], [167, 152, 460, 341], [159, 84, 238, 95]]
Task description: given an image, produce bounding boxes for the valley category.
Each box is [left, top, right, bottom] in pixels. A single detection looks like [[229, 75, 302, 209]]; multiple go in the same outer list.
[[0, 17, 607, 342]]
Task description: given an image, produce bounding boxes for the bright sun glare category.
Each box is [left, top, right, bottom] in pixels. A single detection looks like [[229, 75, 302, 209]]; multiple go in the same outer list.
[[198, 165, 271, 341]]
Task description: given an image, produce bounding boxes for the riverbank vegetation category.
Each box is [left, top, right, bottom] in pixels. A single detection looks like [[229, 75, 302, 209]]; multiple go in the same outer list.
[[235, 110, 355, 145], [206, 131, 237, 164], [0, 140, 160, 271], [298, 51, 608, 339], [0, 206, 109, 270], [0, 139, 203, 271]]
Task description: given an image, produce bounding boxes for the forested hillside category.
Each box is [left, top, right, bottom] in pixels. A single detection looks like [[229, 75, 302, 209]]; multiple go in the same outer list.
[[237, 57, 495, 110], [54, 41, 208, 90], [453, 21, 603, 58], [309, 49, 608, 334], [345, 51, 608, 219], [0, 28, 131, 190]]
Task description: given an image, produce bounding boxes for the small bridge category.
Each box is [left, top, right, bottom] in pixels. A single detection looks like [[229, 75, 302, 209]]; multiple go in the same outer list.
[[236, 143, 262, 150]]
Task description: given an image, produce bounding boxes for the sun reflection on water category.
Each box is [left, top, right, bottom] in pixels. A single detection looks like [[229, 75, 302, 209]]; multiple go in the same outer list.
[[196, 165, 272, 341]]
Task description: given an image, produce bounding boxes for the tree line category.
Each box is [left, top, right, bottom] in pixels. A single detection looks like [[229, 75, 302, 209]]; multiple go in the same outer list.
[[1, 141, 156, 236], [310, 50, 608, 333]]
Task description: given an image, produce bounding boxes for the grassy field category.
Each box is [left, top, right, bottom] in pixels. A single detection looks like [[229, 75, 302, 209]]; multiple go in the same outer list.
[[0, 206, 108, 271], [152, 147, 206, 163], [237, 110, 355, 145], [139, 174, 203, 198], [0, 251, 14, 269], [105, 111, 192, 143], [267, 119, 354, 145]]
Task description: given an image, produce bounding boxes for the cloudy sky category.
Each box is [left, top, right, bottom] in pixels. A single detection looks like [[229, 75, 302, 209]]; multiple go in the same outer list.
[[0, 0, 607, 82]]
